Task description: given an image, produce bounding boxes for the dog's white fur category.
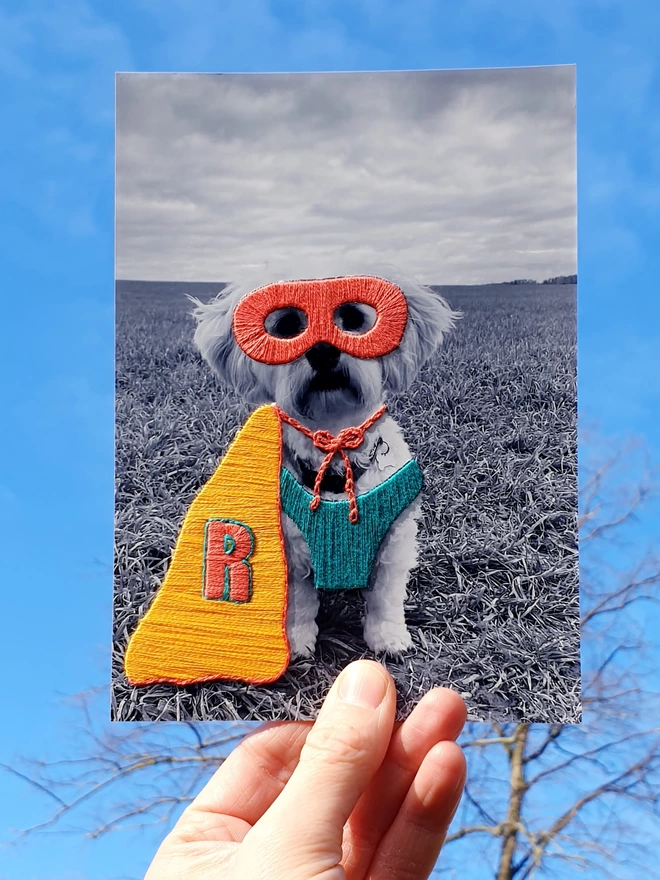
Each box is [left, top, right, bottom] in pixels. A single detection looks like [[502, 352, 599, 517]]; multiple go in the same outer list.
[[191, 266, 458, 656]]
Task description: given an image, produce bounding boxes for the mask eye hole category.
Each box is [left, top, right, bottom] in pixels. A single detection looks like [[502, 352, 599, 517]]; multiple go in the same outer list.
[[264, 307, 308, 339], [334, 302, 377, 335]]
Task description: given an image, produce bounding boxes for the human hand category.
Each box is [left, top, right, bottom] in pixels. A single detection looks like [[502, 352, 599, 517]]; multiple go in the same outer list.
[[145, 659, 467, 880]]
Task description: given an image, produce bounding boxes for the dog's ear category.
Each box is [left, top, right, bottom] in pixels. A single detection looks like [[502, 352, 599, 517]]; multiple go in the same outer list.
[[381, 273, 460, 394], [189, 284, 266, 402], [189, 286, 236, 376]]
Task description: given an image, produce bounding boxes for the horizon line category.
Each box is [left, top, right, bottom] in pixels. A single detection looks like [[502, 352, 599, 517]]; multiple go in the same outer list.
[[115, 274, 577, 287]]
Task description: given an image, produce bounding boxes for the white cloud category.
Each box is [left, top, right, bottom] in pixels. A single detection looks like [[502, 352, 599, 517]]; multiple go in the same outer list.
[[116, 66, 576, 284]]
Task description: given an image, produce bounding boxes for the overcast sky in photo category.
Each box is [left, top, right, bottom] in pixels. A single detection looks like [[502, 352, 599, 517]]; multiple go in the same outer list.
[[116, 66, 576, 285]]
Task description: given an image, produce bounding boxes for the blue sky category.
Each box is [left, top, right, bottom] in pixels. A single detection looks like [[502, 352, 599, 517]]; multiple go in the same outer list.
[[0, 1, 658, 877]]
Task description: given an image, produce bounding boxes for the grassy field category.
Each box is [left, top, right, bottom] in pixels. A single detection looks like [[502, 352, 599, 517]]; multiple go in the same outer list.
[[113, 280, 579, 723]]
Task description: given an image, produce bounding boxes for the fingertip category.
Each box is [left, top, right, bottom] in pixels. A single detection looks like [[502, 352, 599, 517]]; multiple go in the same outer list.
[[420, 739, 467, 801], [336, 659, 394, 710], [414, 687, 468, 739], [440, 687, 468, 728], [429, 738, 466, 770]]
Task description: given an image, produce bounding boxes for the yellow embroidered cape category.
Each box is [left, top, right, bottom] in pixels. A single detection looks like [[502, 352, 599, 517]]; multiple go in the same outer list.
[[124, 405, 289, 686]]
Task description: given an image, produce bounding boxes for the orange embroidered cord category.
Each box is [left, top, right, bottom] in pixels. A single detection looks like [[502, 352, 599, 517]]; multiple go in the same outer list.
[[274, 404, 387, 523]]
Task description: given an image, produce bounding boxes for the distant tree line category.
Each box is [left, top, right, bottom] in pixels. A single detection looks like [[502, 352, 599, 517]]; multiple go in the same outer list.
[[508, 274, 577, 285], [542, 273, 577, 284]]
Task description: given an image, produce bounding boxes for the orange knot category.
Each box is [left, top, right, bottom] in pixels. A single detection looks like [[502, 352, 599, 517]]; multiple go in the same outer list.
[[274, 404, 387, 523]]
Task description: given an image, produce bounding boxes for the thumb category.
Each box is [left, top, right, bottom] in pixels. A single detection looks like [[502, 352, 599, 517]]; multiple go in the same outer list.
[[244, 660, 396, 875]]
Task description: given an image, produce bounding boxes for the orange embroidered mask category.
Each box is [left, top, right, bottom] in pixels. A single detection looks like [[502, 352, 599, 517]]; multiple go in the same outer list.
[[232, 275, 408, 365]]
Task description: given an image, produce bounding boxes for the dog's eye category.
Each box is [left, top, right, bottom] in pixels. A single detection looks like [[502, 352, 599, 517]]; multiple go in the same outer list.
[[264, 308, 308, 339], [334, 303, 377, 335]]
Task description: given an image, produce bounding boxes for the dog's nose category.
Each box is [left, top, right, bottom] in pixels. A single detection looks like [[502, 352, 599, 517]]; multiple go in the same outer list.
[[305, 342, 341, 371]]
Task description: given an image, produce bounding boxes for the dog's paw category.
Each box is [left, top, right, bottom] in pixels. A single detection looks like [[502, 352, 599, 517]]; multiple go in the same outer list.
[[287, 621, 319, 659], [363, 619, 413, 655], [289, 642, 316, 660]]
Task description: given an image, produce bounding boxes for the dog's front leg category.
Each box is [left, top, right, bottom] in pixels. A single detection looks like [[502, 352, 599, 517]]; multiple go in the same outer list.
[[362, 499, 420, 655], [282, 513, 319, 658]]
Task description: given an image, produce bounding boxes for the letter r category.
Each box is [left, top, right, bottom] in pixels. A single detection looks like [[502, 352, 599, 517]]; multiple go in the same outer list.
[[204, 519, 254, 603]]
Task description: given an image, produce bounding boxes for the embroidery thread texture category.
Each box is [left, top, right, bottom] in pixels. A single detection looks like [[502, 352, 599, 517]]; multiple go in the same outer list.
[[232, 275, 408, 364], [203, 519, 254, 603], [124, 405, 289, 686], [274, 404, 387, 523], [280, 459, 423, 591]]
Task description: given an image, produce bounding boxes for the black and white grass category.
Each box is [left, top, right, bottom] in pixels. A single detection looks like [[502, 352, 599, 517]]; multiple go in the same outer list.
[[113, 277, 579, 723]]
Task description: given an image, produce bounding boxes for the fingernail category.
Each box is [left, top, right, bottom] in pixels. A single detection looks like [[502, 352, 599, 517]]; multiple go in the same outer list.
[[338, 662, 388, 708]]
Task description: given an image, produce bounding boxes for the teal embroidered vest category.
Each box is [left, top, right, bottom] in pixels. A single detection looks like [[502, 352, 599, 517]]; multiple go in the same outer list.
[[280, 460, 423, 591]]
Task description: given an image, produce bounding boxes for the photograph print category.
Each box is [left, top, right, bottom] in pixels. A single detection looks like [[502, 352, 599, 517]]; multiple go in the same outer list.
[[114, 66, 578, 723]]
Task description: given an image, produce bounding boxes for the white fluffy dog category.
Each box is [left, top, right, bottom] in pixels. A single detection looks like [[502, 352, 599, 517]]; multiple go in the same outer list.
[[192, 268, 458, 657]]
